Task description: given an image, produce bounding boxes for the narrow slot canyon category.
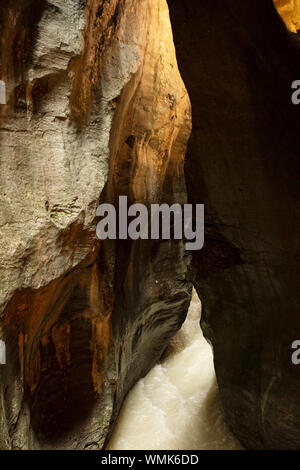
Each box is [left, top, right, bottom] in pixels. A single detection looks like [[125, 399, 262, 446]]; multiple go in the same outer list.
[[107, 290, 242, 450], [0, 0, 299, 452]]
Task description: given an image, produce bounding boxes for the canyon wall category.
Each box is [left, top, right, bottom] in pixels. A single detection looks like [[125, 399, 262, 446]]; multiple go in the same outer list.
[[168, 0, 300, 449], [1, 0, 299, 451], [0, 0, 191, 449]]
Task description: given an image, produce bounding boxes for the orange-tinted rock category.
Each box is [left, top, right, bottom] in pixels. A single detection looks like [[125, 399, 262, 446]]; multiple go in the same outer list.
[[274, 0, 300, 33], [0, 0, 191, 449]]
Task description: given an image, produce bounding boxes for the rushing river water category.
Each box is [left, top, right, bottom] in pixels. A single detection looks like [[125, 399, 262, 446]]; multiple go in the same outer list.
[[108, 290, 242, 450]]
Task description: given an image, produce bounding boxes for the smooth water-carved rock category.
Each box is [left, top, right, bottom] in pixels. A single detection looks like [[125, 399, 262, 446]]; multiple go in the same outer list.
[[168, 0, 300, 449], [0, 0, 191, 449]]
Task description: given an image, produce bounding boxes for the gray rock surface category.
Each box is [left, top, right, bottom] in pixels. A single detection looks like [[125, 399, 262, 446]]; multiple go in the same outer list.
[[0, 0, 191, 449]]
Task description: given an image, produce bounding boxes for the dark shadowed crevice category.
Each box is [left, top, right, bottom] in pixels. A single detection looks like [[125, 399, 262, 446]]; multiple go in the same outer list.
[[0, 0, 47, 81], [167, 0, 300, 449]]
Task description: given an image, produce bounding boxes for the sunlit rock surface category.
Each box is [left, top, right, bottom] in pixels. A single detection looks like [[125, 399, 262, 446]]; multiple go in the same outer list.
[[274, 0, 300, 32], [0, 0, 191, 449]]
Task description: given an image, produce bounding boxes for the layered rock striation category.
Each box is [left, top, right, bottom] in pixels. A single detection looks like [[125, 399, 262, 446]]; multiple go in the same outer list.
[[0, 0, 191, 449]]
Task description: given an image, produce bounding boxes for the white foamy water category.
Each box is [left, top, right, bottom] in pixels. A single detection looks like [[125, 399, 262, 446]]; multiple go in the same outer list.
[[107, 290, 242, 450]]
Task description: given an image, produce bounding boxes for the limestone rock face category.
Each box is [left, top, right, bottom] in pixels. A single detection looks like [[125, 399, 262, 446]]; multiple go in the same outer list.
[[168, 0, 300, 449], [0, 0, 141, 316], [0, 0, 191, 449]]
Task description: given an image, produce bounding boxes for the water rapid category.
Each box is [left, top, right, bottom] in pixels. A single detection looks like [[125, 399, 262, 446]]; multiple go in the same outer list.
[[107, 290, 242, 450]]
